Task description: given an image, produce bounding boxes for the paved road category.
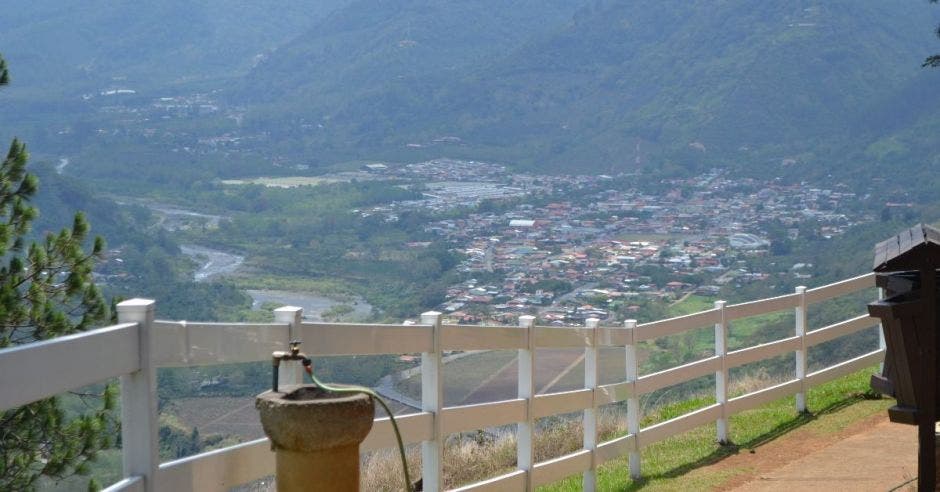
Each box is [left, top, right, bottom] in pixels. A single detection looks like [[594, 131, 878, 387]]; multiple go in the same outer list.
[[537, 282, 598, 315]]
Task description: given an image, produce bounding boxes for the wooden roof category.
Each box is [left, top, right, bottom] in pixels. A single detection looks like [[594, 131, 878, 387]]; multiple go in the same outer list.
[[873, 223, 940, 272]]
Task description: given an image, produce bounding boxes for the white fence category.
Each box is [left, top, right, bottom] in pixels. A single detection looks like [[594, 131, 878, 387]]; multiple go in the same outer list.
[[0, 273, 883, 491]]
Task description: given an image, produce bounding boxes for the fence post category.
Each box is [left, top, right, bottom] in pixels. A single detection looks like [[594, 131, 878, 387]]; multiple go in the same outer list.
[[274, 306, 304, 386], [583, 318, 600, 492], [420, 311, 443, 492], [877, 286, 886, 371], [625, 319, 640, 480], [518, 314, 537, 491], [714, 300, 729, 444], [795, 286, 808, 413], [117, 299, 158, 492]]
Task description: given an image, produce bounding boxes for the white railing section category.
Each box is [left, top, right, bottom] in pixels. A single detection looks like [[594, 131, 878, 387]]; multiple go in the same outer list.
[[0, 273, 884, 491]]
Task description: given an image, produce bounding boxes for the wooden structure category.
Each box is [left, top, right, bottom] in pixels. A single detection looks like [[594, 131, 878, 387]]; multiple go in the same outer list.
[[869, 224, 940, 491]]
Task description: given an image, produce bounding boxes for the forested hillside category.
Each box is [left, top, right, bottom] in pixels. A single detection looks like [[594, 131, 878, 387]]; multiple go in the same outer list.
[[0, 0, 350, 94], [2, 1, 939, 194], [239, 1, 940, 189]]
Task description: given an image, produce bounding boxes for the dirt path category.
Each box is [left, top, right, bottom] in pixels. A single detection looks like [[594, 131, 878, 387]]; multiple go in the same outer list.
[[669, 291, 694, 307], [728, 416, 916, 491], [688, 411, 917, 491]]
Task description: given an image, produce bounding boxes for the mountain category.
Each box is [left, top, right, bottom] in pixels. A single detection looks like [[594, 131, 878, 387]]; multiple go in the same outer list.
[[239, 0, 585, 102], [236, 0, 940, 186], [232, 0, 589, 166], [0, 0, 352, 183], [2, 0, 940, 194]]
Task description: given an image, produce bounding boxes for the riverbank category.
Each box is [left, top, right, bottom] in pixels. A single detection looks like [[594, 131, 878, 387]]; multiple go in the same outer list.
[[180, 244, 244, 282], [115, 198, 373, 320], [245, 289, 372, 321]]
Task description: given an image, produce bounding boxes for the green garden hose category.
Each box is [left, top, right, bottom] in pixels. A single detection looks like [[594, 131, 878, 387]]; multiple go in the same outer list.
[[304, 369, 414, 492]]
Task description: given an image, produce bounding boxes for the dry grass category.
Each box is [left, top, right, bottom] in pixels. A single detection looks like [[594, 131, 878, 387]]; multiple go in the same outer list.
[[361, 446, 422, 491], [360, 409, 626, 490], [729, 369, 789, 396], [361, 371, 798, 490]]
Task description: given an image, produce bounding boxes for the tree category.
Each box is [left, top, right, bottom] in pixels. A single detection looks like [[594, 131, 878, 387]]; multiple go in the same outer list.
[[925, 1, 940, 67], [0, 54, 114, 491]]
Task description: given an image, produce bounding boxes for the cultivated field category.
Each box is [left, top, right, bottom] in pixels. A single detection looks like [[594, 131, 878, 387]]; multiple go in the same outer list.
[[396, 348, 632, 406]]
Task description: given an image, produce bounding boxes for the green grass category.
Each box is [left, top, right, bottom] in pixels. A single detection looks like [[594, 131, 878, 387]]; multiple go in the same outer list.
[[228, 275, 359, 300], [726, 311, 794, 350], [667, 293, 795, 349], [539, 366, 891, 491], [666, 295, 716, 317]]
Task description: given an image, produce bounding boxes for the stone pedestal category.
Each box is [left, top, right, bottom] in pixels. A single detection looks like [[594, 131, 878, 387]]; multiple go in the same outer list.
[[256, 385, 374, 492]]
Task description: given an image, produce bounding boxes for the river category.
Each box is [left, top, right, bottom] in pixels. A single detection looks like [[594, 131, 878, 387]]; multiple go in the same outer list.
[[56, 157, 69, 174], [179, 244, 245, 282], [128, 200, 371, 318]]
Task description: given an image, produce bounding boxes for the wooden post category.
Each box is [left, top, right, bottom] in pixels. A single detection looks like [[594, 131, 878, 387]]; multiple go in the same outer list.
[[420, 311, 443, 492], [117, 299, 158, 492], [625, 319, 641, 479], [795, 286, 808, 413], [518, 314, 537, 491], [868, 224, 940, 490], [583, 318, 600, 492], [714, 300, 729, 443], [274, 306, 304, 386], [920, 266, 937, 491]]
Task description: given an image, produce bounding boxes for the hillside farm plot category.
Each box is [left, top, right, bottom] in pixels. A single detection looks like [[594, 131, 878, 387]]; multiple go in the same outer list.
[[170, 397, 266, 441], [396, 348, 631, 406]]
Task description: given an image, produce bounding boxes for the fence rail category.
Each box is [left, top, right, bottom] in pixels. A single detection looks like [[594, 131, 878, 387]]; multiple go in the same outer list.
[[0, 273, 883, 492]]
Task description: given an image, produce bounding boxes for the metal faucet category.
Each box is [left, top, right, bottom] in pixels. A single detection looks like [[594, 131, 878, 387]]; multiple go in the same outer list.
[[271, 340, 312, 392]]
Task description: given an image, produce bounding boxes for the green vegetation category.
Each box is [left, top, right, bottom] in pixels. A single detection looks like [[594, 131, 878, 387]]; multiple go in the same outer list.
[[161, 180, 462, 320], [520, 279, 574, 297], [0, 57, 114, 490], [666, 295, 715, 316], [321, 303, 355, 321], [541, 366, 889, 491]]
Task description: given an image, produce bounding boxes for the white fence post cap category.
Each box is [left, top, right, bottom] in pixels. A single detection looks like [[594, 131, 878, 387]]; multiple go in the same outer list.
[[116, 298, 155, 311]]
